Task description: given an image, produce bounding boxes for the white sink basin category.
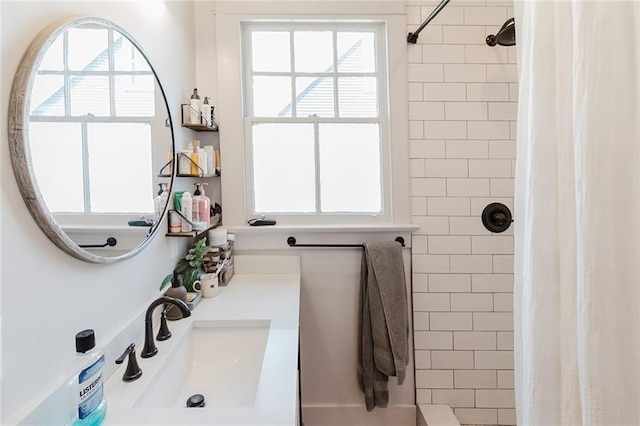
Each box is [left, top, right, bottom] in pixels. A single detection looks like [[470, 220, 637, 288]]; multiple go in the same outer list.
[[133, 319, 271, 409]]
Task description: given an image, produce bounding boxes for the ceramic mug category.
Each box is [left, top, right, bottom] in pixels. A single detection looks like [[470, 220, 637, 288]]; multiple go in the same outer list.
[[193, 273, 219, 298]]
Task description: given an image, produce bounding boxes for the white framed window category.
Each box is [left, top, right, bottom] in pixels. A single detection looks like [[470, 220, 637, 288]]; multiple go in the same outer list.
[[242, 22, 391, 222], [214, 6, 410, 228], [29, 24, 155, 215]]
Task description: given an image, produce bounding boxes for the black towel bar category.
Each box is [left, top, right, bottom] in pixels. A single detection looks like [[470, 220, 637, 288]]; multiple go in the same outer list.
[[80, 237, 117, 249], [287, 236, 405, 248]]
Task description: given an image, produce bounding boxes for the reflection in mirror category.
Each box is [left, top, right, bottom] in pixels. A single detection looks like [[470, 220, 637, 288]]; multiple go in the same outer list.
[[9, 17, 174, 263]]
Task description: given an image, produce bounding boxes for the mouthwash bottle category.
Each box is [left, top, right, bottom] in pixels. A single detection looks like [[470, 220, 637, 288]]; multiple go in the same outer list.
[[68, 329, 107, 426]]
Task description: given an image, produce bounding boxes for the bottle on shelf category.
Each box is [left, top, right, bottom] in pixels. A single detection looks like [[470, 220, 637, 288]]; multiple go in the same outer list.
[[180, 191, 192, 233], [215, 149, 221, 176], [153, 183, 166, 222], [204, 145, 214, 175], [192, 182, 211, 229], [201, 97, 212, 127], [190, 140, 200, 176], [178, 145, 192, 175], [189, 88, 201, 124]]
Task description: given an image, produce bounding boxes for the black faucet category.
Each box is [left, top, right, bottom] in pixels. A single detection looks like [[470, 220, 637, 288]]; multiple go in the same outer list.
[[141, 296, 191, 358]]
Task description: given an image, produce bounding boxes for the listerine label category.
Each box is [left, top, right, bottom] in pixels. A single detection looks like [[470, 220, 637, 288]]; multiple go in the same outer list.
[[76, 355, 105, 419]]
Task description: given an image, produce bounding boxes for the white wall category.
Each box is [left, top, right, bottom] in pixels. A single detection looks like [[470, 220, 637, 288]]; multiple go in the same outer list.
[[0, 1, 195, 422], [407, 1, 517, 425], [231, 230, 417, 425]]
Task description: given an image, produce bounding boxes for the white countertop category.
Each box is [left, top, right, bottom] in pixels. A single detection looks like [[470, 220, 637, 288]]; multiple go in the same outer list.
[[104, 255, 301, 426]]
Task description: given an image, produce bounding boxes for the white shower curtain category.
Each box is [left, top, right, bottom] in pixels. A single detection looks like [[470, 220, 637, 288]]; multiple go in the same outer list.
[[514, 1, 640, 425]]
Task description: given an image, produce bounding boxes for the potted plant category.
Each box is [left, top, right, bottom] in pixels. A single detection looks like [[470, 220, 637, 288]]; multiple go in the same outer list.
[[161, 238, 211, 292]]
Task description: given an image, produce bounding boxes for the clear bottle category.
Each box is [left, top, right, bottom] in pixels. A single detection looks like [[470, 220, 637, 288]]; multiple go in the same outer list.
[[189, 88, 201, 124], [67, 330, 107, 426]]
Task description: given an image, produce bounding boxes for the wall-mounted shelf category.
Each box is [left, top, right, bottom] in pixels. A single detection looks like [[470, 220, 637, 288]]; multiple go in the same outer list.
[[180, 123, 218, 132], [157, 153, 220, 178], [158, 172, 220, 178], [180, 104, 219, 132], [166, 209, 221, 238], [165, 231, 197, 237]]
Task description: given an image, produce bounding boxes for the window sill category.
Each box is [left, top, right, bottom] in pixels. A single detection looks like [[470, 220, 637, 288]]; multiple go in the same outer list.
[[224, 223, 418, 234]]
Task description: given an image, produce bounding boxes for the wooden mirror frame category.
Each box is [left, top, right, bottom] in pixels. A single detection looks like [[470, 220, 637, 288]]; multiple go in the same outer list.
[[8, 16, 175, 264]]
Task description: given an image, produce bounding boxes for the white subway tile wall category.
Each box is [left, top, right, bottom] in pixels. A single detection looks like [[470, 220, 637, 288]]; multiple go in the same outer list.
[[408, 1, 516, 424]]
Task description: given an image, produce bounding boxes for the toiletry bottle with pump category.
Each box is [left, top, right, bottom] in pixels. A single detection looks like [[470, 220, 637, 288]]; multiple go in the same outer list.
[[181, 191, 192, 232], [201, 97, 212, 127], [158, 183, 169, 220], [67, 329, 107, 426], [164, 271, 188, 320], [191, 184, 202, 230], [193, 182, 211, 228], [189, 88, 201, 124], [153, 183, 170, 222]]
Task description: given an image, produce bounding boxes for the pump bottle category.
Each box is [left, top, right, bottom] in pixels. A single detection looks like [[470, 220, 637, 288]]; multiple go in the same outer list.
[[153, 183, 169, 222], [189, 88, 201, 124], [201, 97, 213, 127], [192, 182, 211, 229]]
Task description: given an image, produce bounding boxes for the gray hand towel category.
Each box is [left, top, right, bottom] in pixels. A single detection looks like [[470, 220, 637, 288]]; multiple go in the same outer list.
[[357, 241, 409, 411]]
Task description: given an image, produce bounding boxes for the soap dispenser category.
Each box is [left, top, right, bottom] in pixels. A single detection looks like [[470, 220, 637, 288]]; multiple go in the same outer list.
[[164, 271, 188, 320], [189, 88, 201, 124], [153, 183, 169, 222], [192, 182, 211, 229], [201, 97, 212, 127]]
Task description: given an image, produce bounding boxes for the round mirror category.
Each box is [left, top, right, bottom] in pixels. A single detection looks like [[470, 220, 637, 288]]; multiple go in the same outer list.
[[8, 17, 175, 263]]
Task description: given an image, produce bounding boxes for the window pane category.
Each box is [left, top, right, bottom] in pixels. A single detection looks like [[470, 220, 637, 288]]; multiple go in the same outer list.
[[30, 74, 65, 116], [319, 123, 381, 212], [251, 31, 290, 72], [113, 33, 151, 72], [70, 76, 110, 116], [252, 123, 315, 212], [252, 76, 292, 117], [295, 77, 334, 117], [294, 31, 333, 73], [39, 34, 64, 71], [68, 27, 109, 71], [338, 77, 378, 117], [337, 32, 375, 73], [29, 123, 84, 212], [87, 123, 153, 213], [115, 75, 155, 117]]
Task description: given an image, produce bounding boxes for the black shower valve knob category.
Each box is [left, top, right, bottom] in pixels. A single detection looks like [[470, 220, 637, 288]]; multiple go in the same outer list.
[[481, 203, 513, 233]]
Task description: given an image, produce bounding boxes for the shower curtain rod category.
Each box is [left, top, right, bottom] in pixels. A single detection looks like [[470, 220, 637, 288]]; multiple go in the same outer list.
[[407, 0, 451, 44]]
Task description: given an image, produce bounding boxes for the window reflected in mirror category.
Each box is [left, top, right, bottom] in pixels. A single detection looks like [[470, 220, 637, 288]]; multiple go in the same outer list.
[[29, 23, 156, 216]]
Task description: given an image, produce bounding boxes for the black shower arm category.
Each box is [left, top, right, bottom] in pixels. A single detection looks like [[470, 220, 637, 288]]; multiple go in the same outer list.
[[407, 0, 451, 44]]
